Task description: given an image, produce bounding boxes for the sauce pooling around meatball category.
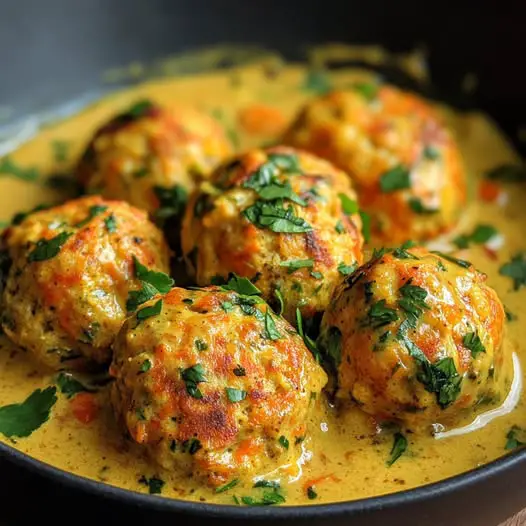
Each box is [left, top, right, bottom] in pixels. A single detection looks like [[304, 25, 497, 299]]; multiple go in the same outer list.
[[110, 281, 327, 488]]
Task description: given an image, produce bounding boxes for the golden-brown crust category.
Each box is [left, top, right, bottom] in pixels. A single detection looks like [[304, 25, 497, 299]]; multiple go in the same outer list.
[[1, 195, 170, 370], [76, 100, 231, 215], [319, 247, 507, 429], [110, 286, 327, 487], [181, 146, 364, 322], [284, 87, 466, 243]]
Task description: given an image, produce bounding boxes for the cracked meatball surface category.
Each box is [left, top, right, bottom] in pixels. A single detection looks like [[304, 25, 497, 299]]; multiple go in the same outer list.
[[284, 86, 466, 243], [110, 284, 327, 487], [76, 99, 231, 217], [1, 195, 170, 370], [318, 246, 508, 429], [181, 146, 364, 323]]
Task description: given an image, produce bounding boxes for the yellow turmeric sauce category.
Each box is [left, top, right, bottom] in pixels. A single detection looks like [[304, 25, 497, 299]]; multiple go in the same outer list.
[[0, 51, 524, 506]]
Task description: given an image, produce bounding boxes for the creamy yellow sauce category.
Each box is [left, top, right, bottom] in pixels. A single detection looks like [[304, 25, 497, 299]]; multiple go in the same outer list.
[[0, 54, 524, 506]]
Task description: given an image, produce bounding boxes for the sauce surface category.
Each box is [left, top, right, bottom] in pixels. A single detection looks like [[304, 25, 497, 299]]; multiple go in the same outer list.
[[0, 50, 524, 506]]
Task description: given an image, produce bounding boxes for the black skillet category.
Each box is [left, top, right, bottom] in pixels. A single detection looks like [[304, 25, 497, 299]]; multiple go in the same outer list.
[[0, 1, 525, 525]]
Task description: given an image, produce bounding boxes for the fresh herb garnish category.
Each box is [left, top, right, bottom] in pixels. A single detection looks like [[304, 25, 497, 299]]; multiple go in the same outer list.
[[386, 432, 408, 467], [408, 197, 438, 215], [243, 200, 312, 233], [500, 253, 526, 290], [393, 240, 418, 260], [274, 288, 285, 315], [126, 256, 174, 311], [240, 489, 286, 506], [139, 359, 152, 373], [303, 69, 332, 95], [139, 475, 165, 495], [335, 220, 345, 234], [338, 193, 359, 215], [379, 165, 411, 192], [216, 479, 239, 493], [0, 156, 39, 182], [123, 99, 156, 120], [505, 426, 526, 450], [307, 486, 318, 500], [311, 271, 323, 280], [226, 387, 247, 403], [321, 326, 342, 368], [505, 308, 517, 322], [253, 480, 281, 489], [56, 373, 89, 398], [181, 364, 206, 399], [486, 164, 526, 183], [104, 214, 117, 233], [182, 437, 202, 455], [453, 224, 498, 249], [296, 308, 320, 359], [463, 332, 486, 358], [195, 339, 208, 352], [136, 299, 163, 322], [352, 82, 378, 101], [423, 145, 440, 160], [153, 184, 188, 220], [279, 259, 314, 273], [263, 310, 282, 340], [221, 301, 234, 313], [75, 205, 108, 228], [398, 282, 430, 328], [28, 232, 72, 263], [278, 435, 289, 449], [360, 210, 371, 243], [432, 251, 472, 269], [337, 262, 357, 276], [0, 387, 57, 438], [220, 273, 262, 296], [367, 300, 399, 329]]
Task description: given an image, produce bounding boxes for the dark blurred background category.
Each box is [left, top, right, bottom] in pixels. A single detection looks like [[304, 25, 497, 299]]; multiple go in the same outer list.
[[0, 0, 524, 153]]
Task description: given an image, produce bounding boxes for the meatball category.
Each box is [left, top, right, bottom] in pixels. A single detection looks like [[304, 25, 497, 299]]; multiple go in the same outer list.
[[284, 86, 466, 242], [1, 196, 171, 370], [318, 246, 508, 429], [76, 99, 231, 217], [110, 284, 327, 487], [181, 147, 364, 323]]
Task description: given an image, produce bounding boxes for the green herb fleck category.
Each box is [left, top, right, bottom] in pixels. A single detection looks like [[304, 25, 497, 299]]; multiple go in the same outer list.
[[216, 479, 240, 494], [51, 140, 70, 163], [279, 259, 314, 273], [263, 310, 282, 340], [181, 364, 206, 399], [432, 251, 472, 269], [278, 435, 289, 449], [0, 387, 57, 438], [463, 332, 486, 358], [367, 300, 399, 329], [0, 156, 39, 182], [28, 232, 72, 263], [337, 262, 357, 276], [56, 373, 89, 398], [226, 387, 247, 403], [500, 253, 526, 290], [311, 271, 323, 279], [220, 273, 262, 296], [453, 224, 498, 249], [408, 197, 438, 215], [335, 220, 345, 234], [360, 210, 371, 243], [139, 475, 165, 495], [153, 184, 188, 221], [274, 288, 285, 316], [303, 69, 332, 95], [379, 165, 411, 192], [387, 432, 408, 467], [352, 82, 378, 101], [195, 339, 208, 352], [104, 214, 117, 233], [139, 359, 152, 373], [136, 299, 163, 322], [243, 200, 312, 233], [75, 205, 108, 228], [398, 281, 430, 328], [338, 193, 359, 215], [486, 164, 526, 183]]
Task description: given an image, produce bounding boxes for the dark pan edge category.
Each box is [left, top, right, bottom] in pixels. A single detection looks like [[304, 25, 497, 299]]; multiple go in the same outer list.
[[1, 438, 525, 520]]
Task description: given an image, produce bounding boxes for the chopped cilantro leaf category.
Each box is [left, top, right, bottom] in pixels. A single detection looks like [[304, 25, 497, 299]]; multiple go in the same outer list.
[[432, 251, 472, 269], [195, 339, 208, 352], [243, 200, 312, 233], [0, 387, 57, 438], [220, 273, 262, 296], [226, 387, 247, 403], [500, 253, 526, 290], [335, 220, 345, 234], [278, 435, 289, 449], [28, 232, 72, 262], [506, 426, 526, 450], [386, 432, 408, 467], [311, 271, 323, 279], [75, 205, 108, 228], [302, 69, 332, 95], [181, 364, 206, 399], [0, 156, 39, 182], [352, 82, 378, 101], [423, 145, 440, 160], [274, 288, 285, 315], [307, 486, 318, 500], [463, 332, 486, 358], [337, 262, 357, 276], [136, 299, 163, 322], [408, 197, 438, 215], [126, 282, 159, 312], [51, 140, 70, 163], [360, 210, 371, 243], [56, 373, 89, 398], [338, 193, 359, 215], [379, 165, 411, 192], [221, 301, 234, 312], [139, 359, 152, 373], [367, 300, 399, 329], [153, 184, 188, 221], [133, 256, 174, 293], [241, 490, 286, 506], [453, 224, 498, 249], [279, 259, 314, 273], [296, 308, 321, 360], [263, 310, 282, 340], [253, 480, 281, 489], [398, 281, 430, 328], [104, 214, 117, 233], [216, 479, 239, 493], [139, 475, 165, 495]]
